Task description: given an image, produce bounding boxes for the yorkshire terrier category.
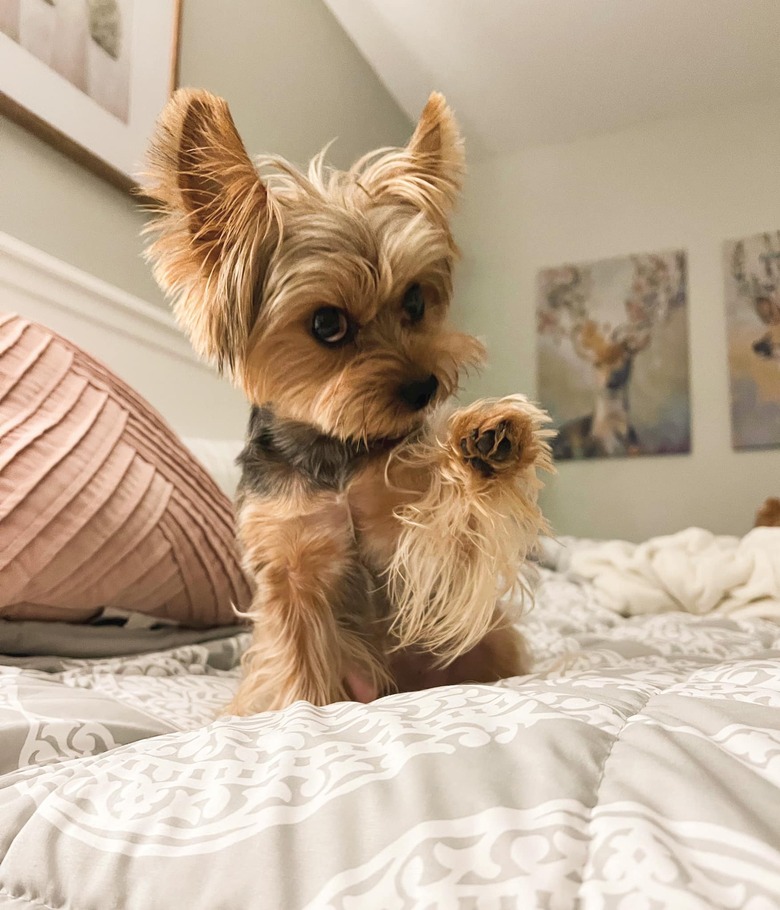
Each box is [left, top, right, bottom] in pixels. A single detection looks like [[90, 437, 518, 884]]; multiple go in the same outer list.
[[143, 88, 553, 715]]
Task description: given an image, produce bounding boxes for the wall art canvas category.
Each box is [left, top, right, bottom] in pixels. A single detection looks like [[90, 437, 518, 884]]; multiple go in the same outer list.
[[537, 250, 690, 460], [724, 230, 780, 449], [0, 0, 180, 190]]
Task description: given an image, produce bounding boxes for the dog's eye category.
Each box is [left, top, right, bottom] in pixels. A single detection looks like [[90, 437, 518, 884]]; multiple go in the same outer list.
[[402, 284, 425, 323], [311, 307, 352, 345]]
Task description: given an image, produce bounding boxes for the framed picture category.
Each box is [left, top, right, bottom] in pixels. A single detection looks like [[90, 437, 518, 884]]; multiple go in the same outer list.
[[0, 0, 181, 192], [537, 250, 690, 460], [724, 230, 780, 450]]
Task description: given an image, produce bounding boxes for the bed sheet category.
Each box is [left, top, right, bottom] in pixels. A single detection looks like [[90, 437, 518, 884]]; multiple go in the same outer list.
[[1, 570, 779, 908]]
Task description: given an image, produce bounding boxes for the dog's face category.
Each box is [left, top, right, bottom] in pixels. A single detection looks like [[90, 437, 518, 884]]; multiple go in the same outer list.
[[144, 90, 484, 443]]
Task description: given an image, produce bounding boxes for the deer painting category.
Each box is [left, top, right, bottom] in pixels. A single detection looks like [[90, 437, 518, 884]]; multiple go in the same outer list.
[[537, 252, 688, 460], [731, 233, 780, 363], [725, 231, 780, 449]]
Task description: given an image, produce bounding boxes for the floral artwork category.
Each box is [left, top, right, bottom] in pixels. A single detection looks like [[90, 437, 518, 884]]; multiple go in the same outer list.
[[537, 250, 690, 460], [0, 0, 179, 189], [724, 230, 780, 449], [0, 0, 132, 120]]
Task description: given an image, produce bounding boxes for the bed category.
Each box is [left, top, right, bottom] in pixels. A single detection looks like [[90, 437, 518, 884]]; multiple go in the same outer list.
[[2, 562, 780, 909], [1, 235, 779, 908]]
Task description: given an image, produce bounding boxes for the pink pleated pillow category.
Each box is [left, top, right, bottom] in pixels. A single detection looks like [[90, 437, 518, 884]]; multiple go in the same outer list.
[[0, 313, 252, 625]]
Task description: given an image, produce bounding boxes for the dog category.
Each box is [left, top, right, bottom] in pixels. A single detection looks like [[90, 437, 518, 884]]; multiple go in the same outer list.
[[755, 497, 780, 528], [143, 88, 553, 714]]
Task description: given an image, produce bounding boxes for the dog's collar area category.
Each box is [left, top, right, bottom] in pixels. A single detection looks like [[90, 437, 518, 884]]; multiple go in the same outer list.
[[246, 405, 407, 455], [238, 405, 394, 495]]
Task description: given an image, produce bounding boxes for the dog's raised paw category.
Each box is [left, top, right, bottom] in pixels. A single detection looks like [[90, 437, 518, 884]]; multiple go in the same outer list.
[[453, 403, 538, 478]]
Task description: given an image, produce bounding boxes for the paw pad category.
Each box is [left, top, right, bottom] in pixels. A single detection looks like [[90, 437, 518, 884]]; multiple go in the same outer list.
[[459, 419, 521, 477]]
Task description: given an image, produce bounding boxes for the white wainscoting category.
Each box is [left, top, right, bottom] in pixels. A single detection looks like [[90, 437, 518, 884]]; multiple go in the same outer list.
[[0, 231, 248, 440]]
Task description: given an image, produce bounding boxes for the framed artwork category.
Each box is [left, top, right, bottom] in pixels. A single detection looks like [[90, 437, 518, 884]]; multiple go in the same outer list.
[[724, 230, 780, 450], [537, 250, 690, 460], [0, 0, 181, 191]]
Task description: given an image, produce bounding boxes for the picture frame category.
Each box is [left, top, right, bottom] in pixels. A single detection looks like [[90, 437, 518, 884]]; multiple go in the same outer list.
[[537, 249, 691, 461], [0, 0, 181, 193], [723, 230, 780, 450]]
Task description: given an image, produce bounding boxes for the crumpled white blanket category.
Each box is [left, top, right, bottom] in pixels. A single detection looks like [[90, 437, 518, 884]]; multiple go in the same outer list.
[[566, 526, 780, 620]]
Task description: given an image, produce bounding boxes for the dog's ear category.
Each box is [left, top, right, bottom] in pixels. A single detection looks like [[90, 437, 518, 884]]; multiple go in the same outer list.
[[405, 92, 465, 214], [143, 88, 273, 374], [363, 92, 465, 222]]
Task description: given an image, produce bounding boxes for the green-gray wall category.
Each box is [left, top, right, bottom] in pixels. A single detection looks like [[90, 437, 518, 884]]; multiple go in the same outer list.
[[453, 99, 780, 541], [0, 0, 411, 305]]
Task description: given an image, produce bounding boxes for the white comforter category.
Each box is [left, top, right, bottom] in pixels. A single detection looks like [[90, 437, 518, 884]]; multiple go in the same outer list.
[[2, 568, 780, 908], [567, 526, 780, 619]]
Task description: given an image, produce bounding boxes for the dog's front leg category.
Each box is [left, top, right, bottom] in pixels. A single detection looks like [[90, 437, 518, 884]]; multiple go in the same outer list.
[[368, 396, 553, 685], [226, 492, 386, 715]]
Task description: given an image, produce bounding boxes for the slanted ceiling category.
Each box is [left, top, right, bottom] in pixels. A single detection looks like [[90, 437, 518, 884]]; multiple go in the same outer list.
[[324, 0, 780, 156]]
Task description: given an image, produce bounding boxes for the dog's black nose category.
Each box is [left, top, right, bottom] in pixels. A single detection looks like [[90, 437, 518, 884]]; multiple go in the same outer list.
[[399, 374, 439, 411], [753, 336, 773, 358]]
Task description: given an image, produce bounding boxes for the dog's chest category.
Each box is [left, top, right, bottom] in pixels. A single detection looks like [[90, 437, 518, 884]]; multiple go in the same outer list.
[[237, 407, 400, 570], [346, 457, 405, 572]]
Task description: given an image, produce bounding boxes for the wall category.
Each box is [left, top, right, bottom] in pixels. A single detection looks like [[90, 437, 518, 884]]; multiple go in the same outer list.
[[1, 0, 412, 441], [178, 0, 412, 171], [453, 98, 780, 541], [0, 0, 412, 304], [0, 115, 161, 302]]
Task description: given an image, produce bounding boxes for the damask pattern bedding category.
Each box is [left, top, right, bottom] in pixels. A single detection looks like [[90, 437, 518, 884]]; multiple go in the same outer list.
[[1, 569, 780, 909]]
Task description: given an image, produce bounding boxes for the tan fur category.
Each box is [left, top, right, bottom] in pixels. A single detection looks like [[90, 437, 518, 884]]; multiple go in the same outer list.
[[143, 90, 277, 374], [755, 497, 780, 528], [390, 617, 531, 691], [143, 88, 554, 715], [228, 492, 390, 714], [386, 396, 554, 662]]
